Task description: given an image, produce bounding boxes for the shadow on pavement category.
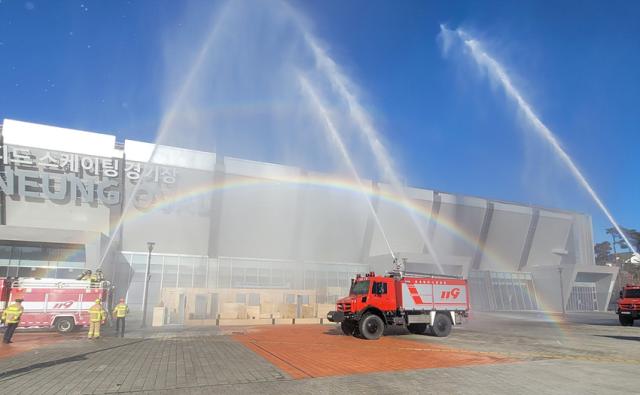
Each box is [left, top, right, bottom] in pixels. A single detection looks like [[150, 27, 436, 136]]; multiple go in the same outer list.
[[0, 339, 146, 381], [595, 335, 640, 342]]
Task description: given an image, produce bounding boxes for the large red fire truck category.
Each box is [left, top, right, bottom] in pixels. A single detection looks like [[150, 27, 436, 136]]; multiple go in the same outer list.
[[0, 277, 110, 333], [327, 270, 469, 340], [617, 284, 640, 326]]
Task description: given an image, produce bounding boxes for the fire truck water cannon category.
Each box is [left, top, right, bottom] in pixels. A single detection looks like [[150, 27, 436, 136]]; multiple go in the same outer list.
[[327, 259, 469, 340]]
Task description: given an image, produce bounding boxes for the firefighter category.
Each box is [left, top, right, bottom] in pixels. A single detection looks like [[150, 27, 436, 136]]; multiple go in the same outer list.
[[90, 269, 104, 283], [77, 269, 92, 281], [87, 299, 106, 339], [112, 298, 129, 337], [1, 299, 24, 344]]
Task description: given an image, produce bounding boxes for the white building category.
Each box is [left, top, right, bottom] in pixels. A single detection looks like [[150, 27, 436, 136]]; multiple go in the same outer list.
[[0, 119, 618, 324]]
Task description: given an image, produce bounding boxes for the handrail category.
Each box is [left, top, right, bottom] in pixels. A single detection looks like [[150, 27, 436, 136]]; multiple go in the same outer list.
[[10, 278, 110, 289]]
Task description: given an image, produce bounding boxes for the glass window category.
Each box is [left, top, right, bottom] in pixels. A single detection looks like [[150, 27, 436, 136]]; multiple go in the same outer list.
[[624, 289, 640, 298], [193, 258, 207, 288], [236, 293, 246, 303], [271, 269, 284, 286], [245, 268, 258, 285], [248, 293, 260, 306], [163, 256, 179, 289], [178, 257, 193, 288], [350, 280, 370, 295], [258, 268, 269, 286], [0, 245, 11, 266]]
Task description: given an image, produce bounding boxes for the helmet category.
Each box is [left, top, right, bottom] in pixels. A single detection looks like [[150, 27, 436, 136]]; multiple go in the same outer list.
[[119, 298, 125, 303], [95, 299, 101, 304]]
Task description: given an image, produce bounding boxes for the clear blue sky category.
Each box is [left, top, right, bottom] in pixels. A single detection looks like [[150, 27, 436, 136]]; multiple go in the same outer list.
[[0, 0, 638, 243]]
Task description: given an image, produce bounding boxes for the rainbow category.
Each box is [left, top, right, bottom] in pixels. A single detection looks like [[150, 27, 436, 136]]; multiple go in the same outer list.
[[55, 172, 569, 333], [114, 173, 510, 269]]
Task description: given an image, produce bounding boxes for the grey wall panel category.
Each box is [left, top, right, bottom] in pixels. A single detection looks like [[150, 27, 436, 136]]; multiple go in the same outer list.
[[481, 205, 531, 271], [297, 185, 368, 263], [217, 175, 298, 259], [121, 167, 213, 255], [527, 211, 573, 267], [433, 200, 485, 258], [370, 199, 429, 257]]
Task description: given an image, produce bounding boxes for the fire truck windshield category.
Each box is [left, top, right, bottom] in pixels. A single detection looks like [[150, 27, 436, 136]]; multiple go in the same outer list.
[[624, 289, 640, 298], [350, 280, 370, 295]]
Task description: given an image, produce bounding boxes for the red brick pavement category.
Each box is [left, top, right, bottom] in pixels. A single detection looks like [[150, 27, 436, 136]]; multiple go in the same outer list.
[[233, 325, 512, 379]]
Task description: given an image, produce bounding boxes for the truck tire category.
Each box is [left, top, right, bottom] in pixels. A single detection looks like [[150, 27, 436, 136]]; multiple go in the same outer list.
[[431, 313, 452, 337], [55, 317, 75, 333], [359, 313, 385, 340], [619, 315, 634, 326], [341, 320, 356, 335], [408, 323, 427, 334]]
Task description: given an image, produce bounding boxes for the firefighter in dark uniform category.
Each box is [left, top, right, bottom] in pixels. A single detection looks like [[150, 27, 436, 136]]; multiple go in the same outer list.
[[2, 299, 24, 344]]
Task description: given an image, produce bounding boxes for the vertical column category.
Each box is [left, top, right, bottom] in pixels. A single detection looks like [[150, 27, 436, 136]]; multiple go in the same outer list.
[[359, 181, 380, 263], [207, 156, 226, 258], [290, 169, 308, 261], [422, 191, 442, 254], [470, 201, 494, 271], [517, 208, 540, 271]]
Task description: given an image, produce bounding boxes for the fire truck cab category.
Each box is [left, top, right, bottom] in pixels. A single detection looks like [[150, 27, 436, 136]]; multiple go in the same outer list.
[[327, 271, 469, 340], [617, 284, 640, 326], [0, 277, 110, 333]]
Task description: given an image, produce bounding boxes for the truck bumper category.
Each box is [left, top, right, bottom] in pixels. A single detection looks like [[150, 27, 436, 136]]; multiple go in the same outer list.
[[617, 310, 639, 319], [327, 311, 345, 323]]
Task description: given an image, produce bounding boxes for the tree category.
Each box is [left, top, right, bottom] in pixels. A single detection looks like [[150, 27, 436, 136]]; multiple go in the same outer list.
[[606, 227, 640, 253], [594, 241, 612, 266]]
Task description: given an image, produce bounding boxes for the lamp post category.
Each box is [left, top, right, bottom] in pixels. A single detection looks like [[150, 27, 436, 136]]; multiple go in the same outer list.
[[141, 241, 155, 328], [557, 266, 566, 318]]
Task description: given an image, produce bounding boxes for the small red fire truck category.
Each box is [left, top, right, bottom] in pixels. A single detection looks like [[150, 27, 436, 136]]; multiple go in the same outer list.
[[617, 284, 640, 326], [327, 271, 469, 340], [0, 277, 110, 333]]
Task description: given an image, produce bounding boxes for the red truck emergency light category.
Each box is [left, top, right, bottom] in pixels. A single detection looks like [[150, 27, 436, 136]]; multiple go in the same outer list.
[[0, 277, 110, 333], [327, 271, 469, 340]]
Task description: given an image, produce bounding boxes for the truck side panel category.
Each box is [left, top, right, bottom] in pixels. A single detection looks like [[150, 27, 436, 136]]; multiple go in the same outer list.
[[401, 278, 469, 311]]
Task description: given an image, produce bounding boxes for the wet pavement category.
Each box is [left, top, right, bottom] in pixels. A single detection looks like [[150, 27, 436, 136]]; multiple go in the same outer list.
[[0, 312, 638, 394]]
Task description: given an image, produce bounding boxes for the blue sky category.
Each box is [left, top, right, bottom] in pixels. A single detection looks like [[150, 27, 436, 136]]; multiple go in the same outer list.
[[0, 0, 638, 243]]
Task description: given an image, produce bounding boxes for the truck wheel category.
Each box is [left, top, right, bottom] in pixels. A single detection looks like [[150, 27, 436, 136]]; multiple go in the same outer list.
[[619, 315, 634, 326], [359, 314, 384, 340], [55, 317, 75, 333], [431, 313, 452, 337], [341, 320, 356, 335], [408, 323, 427, 334]]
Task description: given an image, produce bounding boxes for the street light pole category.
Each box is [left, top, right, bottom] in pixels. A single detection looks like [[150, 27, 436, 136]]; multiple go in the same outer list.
[[558, 266, 566, 318], [141, 241, 155, 328]]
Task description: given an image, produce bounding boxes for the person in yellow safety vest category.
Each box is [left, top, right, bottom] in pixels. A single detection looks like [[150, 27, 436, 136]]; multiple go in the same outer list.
[[90, 269, 104, 283], [112, 298, 129, 337], [1, 299, 24, 344], [87, 299, 106, 339]]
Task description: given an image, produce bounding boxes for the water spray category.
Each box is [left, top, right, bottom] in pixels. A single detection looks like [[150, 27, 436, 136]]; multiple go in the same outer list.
[[440, 25, 638, 256], [98, 4, 232, 268], [298, 74, 396, 260], [283, 3, 443, 272]]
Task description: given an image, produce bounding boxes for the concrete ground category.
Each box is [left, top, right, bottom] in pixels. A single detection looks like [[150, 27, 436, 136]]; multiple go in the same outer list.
[[0, 312, 638, 394]]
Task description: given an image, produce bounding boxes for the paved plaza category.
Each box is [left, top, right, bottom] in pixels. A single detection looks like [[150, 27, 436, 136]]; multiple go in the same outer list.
[[0, 312, 639, 394]]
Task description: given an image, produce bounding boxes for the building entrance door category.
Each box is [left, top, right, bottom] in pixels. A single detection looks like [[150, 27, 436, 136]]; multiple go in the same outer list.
[[567, 283, 598, 311]]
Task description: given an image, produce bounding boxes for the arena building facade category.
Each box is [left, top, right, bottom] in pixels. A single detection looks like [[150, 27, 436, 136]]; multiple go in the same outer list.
[[0, 119, 618, 324]]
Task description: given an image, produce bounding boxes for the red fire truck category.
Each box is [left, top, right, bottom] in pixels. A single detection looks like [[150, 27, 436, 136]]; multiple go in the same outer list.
[[617, 284, 640, 326], [327, 271, 469, 340], [0, 277, 110, 333]]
